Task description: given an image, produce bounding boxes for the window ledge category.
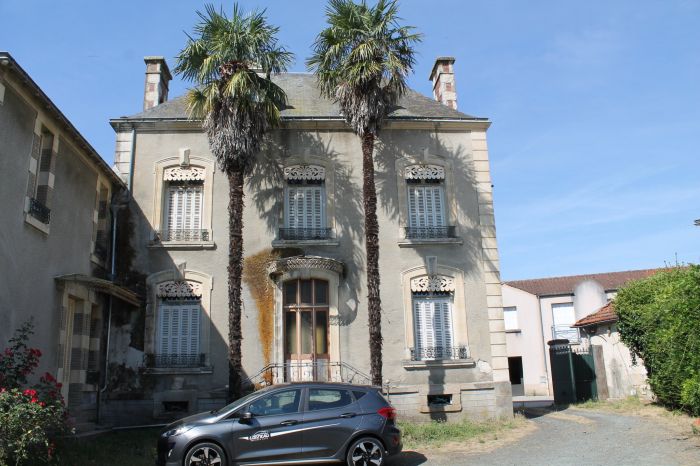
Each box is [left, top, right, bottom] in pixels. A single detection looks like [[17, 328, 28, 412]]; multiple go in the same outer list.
[[402, 358, 476, 370], [148, 241, 216, 250], [24, 213, 50, 235], [142, 367, 213, 375], [272, 239, 339, 248], [397, 237, 463, 247], [505, 329, 522, 334]]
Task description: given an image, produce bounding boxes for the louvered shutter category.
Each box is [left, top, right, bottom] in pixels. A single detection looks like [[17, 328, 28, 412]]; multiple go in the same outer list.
[[285, 185, 325, 229], [158, 303, 201, 358], [413, 298, 454, 360], [165, 184, 203, 239], [407, 185, 446, 228]]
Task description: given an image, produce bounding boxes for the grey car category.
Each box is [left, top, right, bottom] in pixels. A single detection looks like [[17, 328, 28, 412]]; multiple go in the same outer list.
[[156, 382, 402, 466]]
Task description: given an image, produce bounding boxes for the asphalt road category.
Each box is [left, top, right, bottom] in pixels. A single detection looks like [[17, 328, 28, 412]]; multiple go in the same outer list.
[[392, 407, 700, 466]]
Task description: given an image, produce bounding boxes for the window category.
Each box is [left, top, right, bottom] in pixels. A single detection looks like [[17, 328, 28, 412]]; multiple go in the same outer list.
[[156, 301, 201, 367], [163, 182, 204, 241], [552, 302, 579, 342], [308, 388, 353, 411], [281, 164, 328, 240], [248, 389, 301, 416], [28, 128, 56, 224], [404, 164, 453, 239], [503, 306, 519, 331], [412, 296, 454, 360]]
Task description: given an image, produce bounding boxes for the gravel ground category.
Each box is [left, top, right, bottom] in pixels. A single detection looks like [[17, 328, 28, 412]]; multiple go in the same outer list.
[[392, 407, 700, 466]]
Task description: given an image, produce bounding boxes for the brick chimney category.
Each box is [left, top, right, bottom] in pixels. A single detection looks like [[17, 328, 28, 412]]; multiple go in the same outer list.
[[143, 56, 172, 111], [429, 57, 457, 110]]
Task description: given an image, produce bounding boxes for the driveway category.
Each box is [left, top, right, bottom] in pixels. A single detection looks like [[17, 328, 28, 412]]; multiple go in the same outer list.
[[392, 407, 700, 466]]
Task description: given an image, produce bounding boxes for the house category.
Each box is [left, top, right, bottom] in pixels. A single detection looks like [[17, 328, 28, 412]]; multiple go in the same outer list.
[[502, 268, 658, 398], [573, 302, 650, 400], [103, 55, 511, 423], [0, 52, 137, 429]]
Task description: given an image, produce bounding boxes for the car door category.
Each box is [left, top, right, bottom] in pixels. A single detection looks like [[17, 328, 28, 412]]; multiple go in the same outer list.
[[229, 387, 305, 463], [300, 387, 362, 459]]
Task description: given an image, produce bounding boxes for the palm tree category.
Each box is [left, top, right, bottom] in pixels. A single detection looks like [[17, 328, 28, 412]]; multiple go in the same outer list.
[[307, 0, 421, 386], [175, 4, 292, 400]]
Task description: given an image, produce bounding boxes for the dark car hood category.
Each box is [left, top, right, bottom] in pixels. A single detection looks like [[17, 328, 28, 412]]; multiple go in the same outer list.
[[163, 410, 219, 432]]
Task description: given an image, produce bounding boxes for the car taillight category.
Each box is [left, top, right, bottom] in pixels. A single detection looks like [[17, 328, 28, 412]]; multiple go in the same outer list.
[[377, 407, 397, 420]]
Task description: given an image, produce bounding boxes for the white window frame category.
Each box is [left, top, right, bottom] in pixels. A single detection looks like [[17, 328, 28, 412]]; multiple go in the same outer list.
[[503, 306, 519, 331], [412, 296, 454, 360], [156, 301, 201, 357]]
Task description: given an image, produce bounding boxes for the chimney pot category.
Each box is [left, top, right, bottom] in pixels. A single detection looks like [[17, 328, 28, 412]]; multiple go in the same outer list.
[[143, 56, 172, 111], [429, 56, 457, 110]]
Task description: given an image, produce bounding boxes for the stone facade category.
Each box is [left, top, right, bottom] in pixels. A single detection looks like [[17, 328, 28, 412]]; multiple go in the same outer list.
[[106, 56, 511, 423]]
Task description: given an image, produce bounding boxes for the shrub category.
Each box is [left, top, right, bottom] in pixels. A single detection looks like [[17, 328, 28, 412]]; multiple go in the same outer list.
[[0, 320, 70, 465], [616, 265, 700, 415]]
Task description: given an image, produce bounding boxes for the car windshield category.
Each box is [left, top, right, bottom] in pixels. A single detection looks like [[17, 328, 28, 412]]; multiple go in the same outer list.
[[210, 388, 274, 415]]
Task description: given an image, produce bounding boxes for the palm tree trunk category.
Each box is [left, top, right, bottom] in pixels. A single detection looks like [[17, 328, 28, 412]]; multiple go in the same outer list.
[[227, 168, 245, 401], [362, 132, 383, 386]]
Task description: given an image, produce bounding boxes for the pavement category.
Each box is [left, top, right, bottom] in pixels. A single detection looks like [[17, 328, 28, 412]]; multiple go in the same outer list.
[[391, 407, 700, 466]]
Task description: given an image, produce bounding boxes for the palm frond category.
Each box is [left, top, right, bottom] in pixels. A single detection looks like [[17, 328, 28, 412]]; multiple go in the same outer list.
[[307, 0, 422, 136]]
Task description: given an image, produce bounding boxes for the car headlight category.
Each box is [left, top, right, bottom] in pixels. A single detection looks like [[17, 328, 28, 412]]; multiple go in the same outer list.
[[163, 425, 194, 438]]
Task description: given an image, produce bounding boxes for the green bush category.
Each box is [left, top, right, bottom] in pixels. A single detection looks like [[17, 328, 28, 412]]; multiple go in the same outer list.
[[616, 265, 700, 415], [0, 320, 70, 465]]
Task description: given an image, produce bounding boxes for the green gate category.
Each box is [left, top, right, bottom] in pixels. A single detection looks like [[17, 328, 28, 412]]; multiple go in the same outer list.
[[548, 340, 597, 404]]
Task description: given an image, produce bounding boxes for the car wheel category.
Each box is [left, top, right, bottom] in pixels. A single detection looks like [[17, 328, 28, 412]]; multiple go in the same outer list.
[[346, 437, 385, 466], [183, 442, 226, 466]]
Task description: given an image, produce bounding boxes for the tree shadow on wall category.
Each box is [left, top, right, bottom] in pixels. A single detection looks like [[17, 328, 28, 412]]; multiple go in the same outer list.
[[247, 130, 364, 326]]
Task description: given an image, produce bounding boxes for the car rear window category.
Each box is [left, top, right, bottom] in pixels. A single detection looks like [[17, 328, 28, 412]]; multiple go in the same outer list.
[[308, 388, 353, 411]]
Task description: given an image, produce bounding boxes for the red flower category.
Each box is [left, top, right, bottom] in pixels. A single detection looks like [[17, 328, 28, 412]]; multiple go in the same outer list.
[[43, 372, 56, 382], [39, 401, 46, 407]]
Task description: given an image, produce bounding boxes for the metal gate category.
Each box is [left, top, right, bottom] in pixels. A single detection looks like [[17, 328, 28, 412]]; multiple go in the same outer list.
[[548, 340, 597, 404]]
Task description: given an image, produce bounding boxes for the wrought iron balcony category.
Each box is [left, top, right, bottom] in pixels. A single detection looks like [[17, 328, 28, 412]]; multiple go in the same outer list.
[[278, 227, 332, 241], [552, 325, 580, 343], [410, 345, 470, 361], [155, 229, 210, 242], [404, 225, 456, 239], [144, 353, 206, 368], [29, 198, 51, 224]]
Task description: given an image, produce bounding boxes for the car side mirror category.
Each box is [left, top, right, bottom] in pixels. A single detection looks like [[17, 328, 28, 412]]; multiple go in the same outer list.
[[239, 412, 254, 423]]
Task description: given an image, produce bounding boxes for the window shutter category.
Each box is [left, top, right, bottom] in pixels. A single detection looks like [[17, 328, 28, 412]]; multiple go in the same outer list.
[[408, 186, 419, 227], [312, 186, 323, 229], [432, 187, 445, 227], [285, 185, 326, 230], [189, 306, 200, 355], [170, 305, 180, 355], [413, 297, 454, 359], [159, 306, 170, 354]]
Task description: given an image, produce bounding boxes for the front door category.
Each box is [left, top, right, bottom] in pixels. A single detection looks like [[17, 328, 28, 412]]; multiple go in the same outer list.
[[283, 279, 330, 381]]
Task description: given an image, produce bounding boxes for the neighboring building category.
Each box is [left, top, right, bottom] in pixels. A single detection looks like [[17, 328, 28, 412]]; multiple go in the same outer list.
[[502, 269, 657, 397], [0, 52, 137, 428], [104, 56, 511, 423], [573, 302, 650, 400]]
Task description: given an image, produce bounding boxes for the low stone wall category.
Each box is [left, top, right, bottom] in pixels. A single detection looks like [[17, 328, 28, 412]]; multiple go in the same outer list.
[[99, 396, 227, 427]]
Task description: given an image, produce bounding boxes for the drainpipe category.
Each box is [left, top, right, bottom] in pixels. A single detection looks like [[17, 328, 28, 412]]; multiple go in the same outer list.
[[97, 129, 135, 425]]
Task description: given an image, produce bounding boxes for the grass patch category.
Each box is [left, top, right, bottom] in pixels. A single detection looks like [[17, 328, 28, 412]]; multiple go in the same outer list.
[[575, 396, 647, 412], [399, 415, 525, 449], [56, 428, 160, 466]]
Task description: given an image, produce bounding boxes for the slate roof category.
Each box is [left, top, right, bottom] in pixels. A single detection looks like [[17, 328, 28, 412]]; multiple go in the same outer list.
[[122, 73, 482, 121], [505, 268, 662, 297], [574, 302, 617, 327]]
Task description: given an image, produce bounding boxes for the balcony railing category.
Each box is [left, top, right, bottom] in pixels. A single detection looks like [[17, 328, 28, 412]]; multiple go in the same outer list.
[[154, 229, 210, 242], [410, 345, 470, 361], [242, 361, 372, 392], [144, 353, 206, 368], [29, 198, 51, 224], [278, 227, 332, 241], [552, 325, 580, 343], [404, 225, 456, 239]]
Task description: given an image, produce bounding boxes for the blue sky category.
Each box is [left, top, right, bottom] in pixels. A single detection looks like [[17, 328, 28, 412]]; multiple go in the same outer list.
[[2, 1, 698, 280]]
